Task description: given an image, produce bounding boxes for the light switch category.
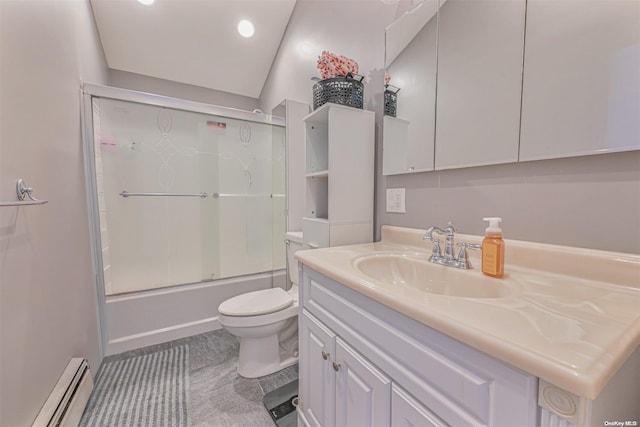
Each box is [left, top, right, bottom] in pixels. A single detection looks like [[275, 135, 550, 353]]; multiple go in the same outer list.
[[386, 188, 406, 213]]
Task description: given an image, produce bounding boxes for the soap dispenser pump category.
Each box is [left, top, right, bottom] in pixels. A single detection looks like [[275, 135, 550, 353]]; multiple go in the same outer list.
[[481, 217, 504, 278]]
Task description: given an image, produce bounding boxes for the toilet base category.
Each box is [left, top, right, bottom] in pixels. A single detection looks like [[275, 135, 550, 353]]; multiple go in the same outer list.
[[237, 334, 298, 378]]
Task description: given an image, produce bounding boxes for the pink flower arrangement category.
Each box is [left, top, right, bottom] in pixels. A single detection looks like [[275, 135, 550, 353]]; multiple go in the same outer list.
[[316, 50, 359, 80]]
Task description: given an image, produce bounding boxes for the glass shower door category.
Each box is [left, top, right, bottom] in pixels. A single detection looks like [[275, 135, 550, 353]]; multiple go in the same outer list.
[[91, 96, 283, 295]]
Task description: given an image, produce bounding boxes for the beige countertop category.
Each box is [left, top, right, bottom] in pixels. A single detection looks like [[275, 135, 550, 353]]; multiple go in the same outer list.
[[295, 225, 640, 400]]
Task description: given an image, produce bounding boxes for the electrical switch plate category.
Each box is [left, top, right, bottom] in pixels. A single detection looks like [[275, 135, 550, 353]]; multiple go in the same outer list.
[[386, 188, 406, 213]]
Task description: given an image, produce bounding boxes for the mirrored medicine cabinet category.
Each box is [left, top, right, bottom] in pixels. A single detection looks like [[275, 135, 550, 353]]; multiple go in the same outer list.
[[382, 0, 640, 176]]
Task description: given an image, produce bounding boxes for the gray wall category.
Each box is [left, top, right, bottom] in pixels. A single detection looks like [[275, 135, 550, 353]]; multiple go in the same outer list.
[[260, 1, 640, 255], [0, 0, 107, 425], [259, 0, 395, 114], [378, 151, 640, 254], [109, 69, 259, 112]]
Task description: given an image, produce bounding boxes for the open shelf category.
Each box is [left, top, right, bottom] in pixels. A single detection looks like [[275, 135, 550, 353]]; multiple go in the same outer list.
[[302, 103, 375, 248], [306, 175, 328, 219]]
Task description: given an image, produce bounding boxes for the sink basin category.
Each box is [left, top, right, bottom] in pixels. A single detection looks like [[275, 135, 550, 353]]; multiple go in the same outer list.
[[352, 252, 511, 298]]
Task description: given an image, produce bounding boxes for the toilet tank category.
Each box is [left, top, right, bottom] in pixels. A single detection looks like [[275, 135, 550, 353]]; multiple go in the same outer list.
[[286, 232, 304, 285]]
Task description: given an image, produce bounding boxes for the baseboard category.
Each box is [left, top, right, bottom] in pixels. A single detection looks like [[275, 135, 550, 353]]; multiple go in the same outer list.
[[107, 317, 222, 355]]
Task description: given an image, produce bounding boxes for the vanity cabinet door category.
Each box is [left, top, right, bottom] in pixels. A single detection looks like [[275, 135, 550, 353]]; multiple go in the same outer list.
[[519, 0, 640, 161], [300, 310, 336, 427], [335, 337, 391, 427], [434, 0, 526, 170], [391, 384, 447, 427]]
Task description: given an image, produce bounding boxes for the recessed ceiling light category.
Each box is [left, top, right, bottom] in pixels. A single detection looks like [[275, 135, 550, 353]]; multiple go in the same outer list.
[[237, 20, 255, 38], [296, 41, 316, 58], [137, 0, 155, 5]]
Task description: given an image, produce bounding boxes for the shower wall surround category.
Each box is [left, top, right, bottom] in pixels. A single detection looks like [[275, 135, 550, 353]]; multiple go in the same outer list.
[[92, 96, 285, 295]]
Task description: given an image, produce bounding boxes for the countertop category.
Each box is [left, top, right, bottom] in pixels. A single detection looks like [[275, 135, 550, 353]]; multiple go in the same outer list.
[[295, 226, 640, 400]]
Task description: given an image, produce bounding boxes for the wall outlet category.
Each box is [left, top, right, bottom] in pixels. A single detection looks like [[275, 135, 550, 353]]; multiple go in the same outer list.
[[386, 188, 406, 213]]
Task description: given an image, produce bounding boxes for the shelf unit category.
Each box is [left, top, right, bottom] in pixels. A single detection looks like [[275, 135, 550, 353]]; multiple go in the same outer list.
[[302, 103, 375, 249]]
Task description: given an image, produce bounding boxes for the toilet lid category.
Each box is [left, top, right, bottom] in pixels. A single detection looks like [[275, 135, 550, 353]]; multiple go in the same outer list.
[[218, 288, 293, 316]]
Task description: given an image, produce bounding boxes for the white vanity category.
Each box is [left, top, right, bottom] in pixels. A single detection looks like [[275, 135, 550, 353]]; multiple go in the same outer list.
[[295, 226, 640, 427]]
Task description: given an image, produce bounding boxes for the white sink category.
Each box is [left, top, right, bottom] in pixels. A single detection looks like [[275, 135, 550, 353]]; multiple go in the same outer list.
[[352, 252, 511, 298]]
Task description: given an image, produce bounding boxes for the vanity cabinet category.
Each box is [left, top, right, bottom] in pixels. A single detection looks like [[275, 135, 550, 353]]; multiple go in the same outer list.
[[299, 311, 336, 427], [300, 311, 392, 427], [301, 309, 443, 427], [391, 384, 447, 427], [302, 103, 374, 249], [297, 266, 539, 427]]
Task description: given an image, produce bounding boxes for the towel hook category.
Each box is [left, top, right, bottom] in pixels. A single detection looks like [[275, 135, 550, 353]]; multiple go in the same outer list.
[[16, 179, 48, 203], [0, 179, 48, 206]]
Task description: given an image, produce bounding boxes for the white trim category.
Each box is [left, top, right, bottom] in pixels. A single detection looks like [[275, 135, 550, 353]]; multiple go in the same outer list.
[[104, 271, 286, 355], [82, 83, 285, 126], [106, 271, 281, 302], [107, 317, 222, 355], [81, 88, 108, 358]]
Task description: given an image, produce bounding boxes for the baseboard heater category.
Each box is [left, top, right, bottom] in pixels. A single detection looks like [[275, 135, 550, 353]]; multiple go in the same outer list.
[[32, 358, 93, 427]]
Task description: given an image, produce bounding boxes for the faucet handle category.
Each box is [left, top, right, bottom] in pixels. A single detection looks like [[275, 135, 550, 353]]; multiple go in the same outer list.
[[425, 236, 443, 261], [455, 242, 481, 269]]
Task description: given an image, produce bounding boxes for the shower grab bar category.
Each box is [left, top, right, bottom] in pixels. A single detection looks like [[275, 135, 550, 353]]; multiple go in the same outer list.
[[0, 179, 49, 207], [120, 191, 207, 198]]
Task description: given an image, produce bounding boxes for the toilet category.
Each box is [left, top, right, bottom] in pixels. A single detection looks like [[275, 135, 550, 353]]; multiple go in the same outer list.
[[218, 231, 304, 378]]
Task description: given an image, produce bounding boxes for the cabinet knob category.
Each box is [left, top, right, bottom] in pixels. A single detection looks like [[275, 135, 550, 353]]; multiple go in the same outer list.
[[321, 350, 329, 360], [332, 361, 341, 372]]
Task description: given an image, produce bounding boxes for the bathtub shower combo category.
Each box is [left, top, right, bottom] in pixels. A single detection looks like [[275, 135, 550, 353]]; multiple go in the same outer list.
[[82, 84, 290, 355]]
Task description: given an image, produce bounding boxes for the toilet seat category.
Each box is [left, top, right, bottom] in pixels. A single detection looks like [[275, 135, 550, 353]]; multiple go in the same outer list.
[[218, 288, 293, 317]]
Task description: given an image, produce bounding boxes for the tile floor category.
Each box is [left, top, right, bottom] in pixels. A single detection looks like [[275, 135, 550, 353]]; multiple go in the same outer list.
[[96, 329, 298, 427]]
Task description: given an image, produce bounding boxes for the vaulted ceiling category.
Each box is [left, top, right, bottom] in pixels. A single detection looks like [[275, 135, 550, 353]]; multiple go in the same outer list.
[[90, 0, 297, 99]]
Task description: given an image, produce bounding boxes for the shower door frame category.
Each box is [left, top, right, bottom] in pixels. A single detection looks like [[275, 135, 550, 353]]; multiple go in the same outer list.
[[81, 83, 285, 356]]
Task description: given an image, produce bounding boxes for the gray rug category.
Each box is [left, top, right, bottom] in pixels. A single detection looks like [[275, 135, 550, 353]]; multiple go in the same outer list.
[[81, 345, 190, 427]]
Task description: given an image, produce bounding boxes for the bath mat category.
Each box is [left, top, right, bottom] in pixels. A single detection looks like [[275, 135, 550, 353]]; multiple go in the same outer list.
[[80, 345, 190, 427]]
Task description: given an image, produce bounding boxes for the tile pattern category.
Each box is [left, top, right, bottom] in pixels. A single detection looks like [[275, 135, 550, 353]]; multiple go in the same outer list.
[[191, 359, 274, 427], [93, 329, 298, 427], [258, 364, 299, 396]]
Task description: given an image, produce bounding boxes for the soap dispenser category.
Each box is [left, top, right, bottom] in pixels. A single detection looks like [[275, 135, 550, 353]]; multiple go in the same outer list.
[[481, 217, 504, 278]]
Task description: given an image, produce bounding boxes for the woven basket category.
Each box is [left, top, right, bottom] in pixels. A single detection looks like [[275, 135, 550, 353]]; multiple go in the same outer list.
[[313, 75, 364, 110]]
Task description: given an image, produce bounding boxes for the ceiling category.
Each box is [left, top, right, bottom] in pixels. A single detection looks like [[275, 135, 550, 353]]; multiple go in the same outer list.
[[90, 0, 297, 99]]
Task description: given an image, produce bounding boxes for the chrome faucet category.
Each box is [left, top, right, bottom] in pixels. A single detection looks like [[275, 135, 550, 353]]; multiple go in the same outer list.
[[423, 221, 481, 269]]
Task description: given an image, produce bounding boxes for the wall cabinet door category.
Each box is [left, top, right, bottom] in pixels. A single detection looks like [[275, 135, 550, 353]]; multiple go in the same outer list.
[[300, 310, 336, 427], [519, 0, 640, 161], [434, 0, 526, 170], [335, 337, 391, 427]]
